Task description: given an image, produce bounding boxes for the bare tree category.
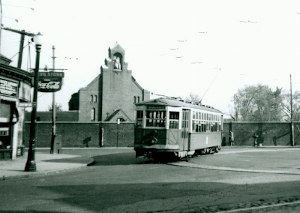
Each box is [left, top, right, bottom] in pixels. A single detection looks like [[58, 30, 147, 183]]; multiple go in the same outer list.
[[232, 84, 283, 122], [48, 103, 63, 112], [185, 92, 201, 104], [281, 90, 300, 121]]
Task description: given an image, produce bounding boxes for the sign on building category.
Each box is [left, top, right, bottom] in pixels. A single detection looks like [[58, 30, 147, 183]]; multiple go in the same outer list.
[[0, 78, 18, 98], [38, 72, 64, 92]]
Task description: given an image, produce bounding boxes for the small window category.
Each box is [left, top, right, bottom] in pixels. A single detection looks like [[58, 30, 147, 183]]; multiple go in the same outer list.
[[134, 96, 136, 104], [90, 95, 93, 102], [118, 118, 126, 122], [94, 95, 97, 103], [91, 108, 95, 121], [137, 96, 140, 103]]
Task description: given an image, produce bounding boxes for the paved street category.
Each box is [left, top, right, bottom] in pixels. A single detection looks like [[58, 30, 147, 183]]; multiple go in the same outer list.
[[1, 147, 300, 212]]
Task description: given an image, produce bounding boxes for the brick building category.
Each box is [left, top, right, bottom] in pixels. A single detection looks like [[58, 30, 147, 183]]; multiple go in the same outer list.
[[69, 43, 150, 122]]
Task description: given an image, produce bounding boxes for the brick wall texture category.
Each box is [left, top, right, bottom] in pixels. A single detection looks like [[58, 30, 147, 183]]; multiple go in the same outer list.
[[223, 122, 298, 146], [24, 121, 298, 148], [24, 122, 134, 148]]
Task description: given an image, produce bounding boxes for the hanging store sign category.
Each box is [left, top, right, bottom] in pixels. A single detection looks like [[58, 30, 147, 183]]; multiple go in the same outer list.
[[19, 82, 31, 102], [38, 72, 64, 92], [0, 78, 18, 98]]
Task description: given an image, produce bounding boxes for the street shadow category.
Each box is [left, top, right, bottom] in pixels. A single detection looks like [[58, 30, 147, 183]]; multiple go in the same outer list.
[[28, 181, 300, 213], [42, 156, 92, 164], [91, 152, 156, 166], [0, 211, 67, 213]]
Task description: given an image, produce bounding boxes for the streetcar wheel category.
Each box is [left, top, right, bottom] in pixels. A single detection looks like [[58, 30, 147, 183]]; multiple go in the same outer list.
[[215, 147, 219, 153]]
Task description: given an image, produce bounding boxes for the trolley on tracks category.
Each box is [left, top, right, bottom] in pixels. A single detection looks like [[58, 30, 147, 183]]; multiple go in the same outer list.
[[134, 98, 223, 160]]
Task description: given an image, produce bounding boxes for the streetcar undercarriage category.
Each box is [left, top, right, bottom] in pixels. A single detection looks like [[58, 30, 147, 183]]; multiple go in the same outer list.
[[135, 145, 221, 161]]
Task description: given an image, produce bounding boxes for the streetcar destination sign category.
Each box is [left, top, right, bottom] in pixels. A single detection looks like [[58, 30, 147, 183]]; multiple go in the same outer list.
[[38, 72, 64, 92], [147, 105, 165, 110]]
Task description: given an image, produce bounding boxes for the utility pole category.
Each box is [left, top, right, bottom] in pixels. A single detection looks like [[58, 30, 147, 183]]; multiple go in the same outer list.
[[44, 46, 67, 153], [29, 45, 66, 153], [2, 27, 35, 68], [50, 46, 56, 153], [290, 74, 295, 146]]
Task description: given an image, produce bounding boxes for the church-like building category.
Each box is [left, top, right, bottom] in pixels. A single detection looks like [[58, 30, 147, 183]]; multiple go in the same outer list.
[[68, 43, 150, 122]]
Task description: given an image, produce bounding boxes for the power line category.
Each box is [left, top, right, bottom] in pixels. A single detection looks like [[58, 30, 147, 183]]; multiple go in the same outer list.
[[9, 42, 31, 60], [201, 68, 221, 103], [2, 4, 34, 11]]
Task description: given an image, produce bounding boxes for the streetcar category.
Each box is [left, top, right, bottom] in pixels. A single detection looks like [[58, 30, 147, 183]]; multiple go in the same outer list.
[[134, 98, 223, 160]]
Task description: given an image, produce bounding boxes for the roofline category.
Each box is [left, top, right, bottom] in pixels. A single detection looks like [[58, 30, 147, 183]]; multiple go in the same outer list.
[[136, 98, 223, 113], [131, 76, 143, 91]]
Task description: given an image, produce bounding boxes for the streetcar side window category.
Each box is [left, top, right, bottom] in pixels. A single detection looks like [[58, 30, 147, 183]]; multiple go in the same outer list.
[[146, 111, 166, 127], [169, 111, 179, 129], [192, 111, 200, 132], [182, 110, 189, 129], [202, 122, 206, 132], [136, 110, 143, 127]]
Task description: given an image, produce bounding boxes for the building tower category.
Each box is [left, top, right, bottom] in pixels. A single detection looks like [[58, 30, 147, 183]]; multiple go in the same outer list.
[[70, 43, 150, 122]]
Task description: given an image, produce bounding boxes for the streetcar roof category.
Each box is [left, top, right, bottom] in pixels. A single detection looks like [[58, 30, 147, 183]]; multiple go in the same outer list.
[[136, 98, 223, 114]]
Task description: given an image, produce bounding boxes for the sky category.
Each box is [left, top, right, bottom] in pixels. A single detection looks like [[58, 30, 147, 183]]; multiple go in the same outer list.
[[2, 0, 300, 115]]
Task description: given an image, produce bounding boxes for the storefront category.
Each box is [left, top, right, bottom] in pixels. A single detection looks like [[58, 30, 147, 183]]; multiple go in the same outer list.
[[0, 55, 32, 160]]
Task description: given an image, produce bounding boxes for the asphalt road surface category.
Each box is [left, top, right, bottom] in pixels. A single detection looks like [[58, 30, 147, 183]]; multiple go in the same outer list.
[[2, 147, 300, 213]]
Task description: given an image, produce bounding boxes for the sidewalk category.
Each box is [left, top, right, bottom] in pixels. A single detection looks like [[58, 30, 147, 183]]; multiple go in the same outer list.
[[0, 150, 94, 181]]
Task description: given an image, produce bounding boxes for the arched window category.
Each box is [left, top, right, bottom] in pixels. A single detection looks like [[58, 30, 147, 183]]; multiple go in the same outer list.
[[134, 96, 136, 104], [113, 53, 122, 70], [94, 95, 97, 103], [91, 108, 95, 121], [90, 95, 93, 102]]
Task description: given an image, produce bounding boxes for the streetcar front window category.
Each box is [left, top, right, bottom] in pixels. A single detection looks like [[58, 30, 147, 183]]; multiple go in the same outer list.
[[146, 111, 166, 127], [136, 110, 143, 127], [169, 111, 179, 129]]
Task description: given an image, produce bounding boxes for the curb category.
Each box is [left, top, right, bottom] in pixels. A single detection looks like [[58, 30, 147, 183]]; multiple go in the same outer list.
[[1, 158, 95, 182]]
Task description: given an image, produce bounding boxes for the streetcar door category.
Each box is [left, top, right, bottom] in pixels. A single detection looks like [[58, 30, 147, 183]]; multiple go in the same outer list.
[[181, 109, 190, 151]]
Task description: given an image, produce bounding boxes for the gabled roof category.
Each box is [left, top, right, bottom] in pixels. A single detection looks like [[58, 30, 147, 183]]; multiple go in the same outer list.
[[110, 42, 125, 52], [131, 76, 143, 90], [136, 98, 222, 113], [80, 75, 100, 90], [105, 109, 132, 122]]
